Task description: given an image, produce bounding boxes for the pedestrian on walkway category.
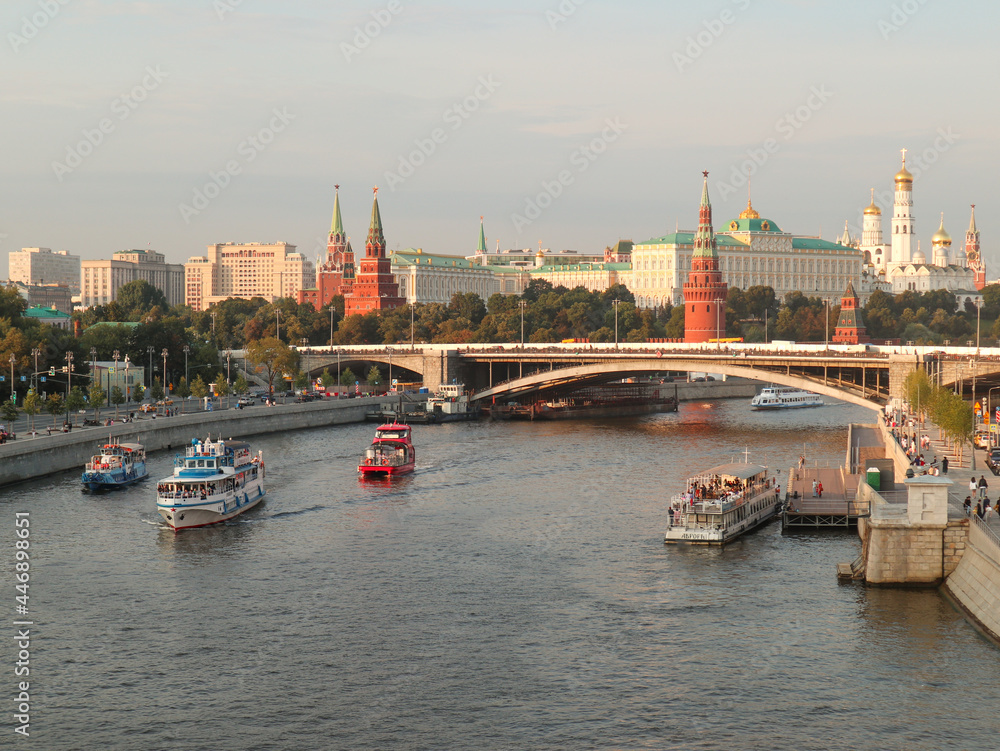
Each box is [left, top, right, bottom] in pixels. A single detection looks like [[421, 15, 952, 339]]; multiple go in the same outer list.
[[979, 475, 989, 500], [817, 481, 823, 498], [812, 479, 818, 498], [942, 456, 949, 475], [976, 502, 984, 520], [964, 496, 972, 516], [986, 499, 995, 521], [971, 477, 979, 497]]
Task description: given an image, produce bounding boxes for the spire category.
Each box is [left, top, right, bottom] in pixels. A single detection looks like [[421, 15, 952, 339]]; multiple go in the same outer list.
[[969, 204, 978, 232], [739, 179, 760, 219], [477, 216, 487, 253], [367, 186, 384, 249], [330, 185, 344, 236], [693, 171, 718, 259]]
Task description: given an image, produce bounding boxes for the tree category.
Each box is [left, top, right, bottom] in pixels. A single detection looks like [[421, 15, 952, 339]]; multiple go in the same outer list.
[[111, 386, 125, 419], [233, 374, 249, 395], [246, 337, 297, 395], [150, 377, 164, 401], [22, 391, 40, 432], [46, 393, 64, 427], [340, 367, 356, 387], [2, 399, 18, 433], [294, 370, 309, 392], [66, 386, 87, 425], [175, 376, 190, 399], [132, 383, 145, 403], [213, 374, 230, 406], [88, 383, 106, 420], [318, 368, 334, 389], [190, 375, 209, 400], [114, 279, 169, 320], [366, 365, 382, 389]]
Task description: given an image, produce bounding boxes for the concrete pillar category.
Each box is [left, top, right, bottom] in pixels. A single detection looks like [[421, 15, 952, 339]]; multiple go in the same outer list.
[[906, 475, 951, 525]]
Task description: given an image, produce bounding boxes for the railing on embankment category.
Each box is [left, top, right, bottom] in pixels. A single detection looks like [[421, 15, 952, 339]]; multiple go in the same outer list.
[[0, 397, 379, 488], [944, 515, 1000, 643]]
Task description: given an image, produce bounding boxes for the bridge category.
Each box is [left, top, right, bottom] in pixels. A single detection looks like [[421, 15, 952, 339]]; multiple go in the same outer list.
[[295, 343, 1000, 412]]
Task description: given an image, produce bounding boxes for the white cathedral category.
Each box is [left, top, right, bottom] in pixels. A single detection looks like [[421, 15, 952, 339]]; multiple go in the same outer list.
[[844, 150, 984, 305]]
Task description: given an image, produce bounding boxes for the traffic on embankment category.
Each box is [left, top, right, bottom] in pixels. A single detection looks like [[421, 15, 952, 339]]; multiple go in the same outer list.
[[0, 396, 380, 488]]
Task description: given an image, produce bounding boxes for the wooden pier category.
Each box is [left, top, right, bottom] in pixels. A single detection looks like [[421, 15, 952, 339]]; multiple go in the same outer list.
[[782, 466, 870, 530]]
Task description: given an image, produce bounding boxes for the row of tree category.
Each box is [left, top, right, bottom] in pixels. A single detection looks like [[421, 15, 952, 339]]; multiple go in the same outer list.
[[903, 369, 975, 462]]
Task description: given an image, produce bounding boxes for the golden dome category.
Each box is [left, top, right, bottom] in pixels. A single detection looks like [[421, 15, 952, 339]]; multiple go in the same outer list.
[[864, 189, 881, 215], [895, 150, 913, 185], [739, 198, 760, 220], [932, 214, 952, 246]]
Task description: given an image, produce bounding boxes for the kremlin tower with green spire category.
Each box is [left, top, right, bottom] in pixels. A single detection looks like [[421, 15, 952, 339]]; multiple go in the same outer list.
[[683, 171, 728, 343], [298, 184, 357, 311], [344, 187, 405, 315]]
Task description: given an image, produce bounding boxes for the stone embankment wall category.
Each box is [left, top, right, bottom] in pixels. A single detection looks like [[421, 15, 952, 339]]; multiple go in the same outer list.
[[0, 397, 376, 488], [944, 518, 1000, 642]]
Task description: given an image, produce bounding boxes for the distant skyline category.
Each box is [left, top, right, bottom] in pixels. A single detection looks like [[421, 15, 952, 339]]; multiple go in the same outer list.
[[3, 0, 998, 281]]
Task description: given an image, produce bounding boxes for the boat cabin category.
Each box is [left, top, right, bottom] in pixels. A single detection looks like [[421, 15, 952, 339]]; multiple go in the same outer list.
[[669, 462, 774, 531]]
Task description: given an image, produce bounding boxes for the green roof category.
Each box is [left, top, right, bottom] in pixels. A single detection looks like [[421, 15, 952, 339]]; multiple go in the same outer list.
[[609, 240, 633, 255], [477, 218, 487, 253], [22, 306, 70, 320], [392, 249, 479, 269], [331, 187, 344, 236], [791, 237, 858, 251], [531, 263, 630, 273], [86, 321, 141, 329], [719, 217, 784, 233], [636, 232, 747, 247]]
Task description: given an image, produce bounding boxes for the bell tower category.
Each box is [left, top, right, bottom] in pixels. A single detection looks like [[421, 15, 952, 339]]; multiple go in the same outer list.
[[683, 172, 728, 343]]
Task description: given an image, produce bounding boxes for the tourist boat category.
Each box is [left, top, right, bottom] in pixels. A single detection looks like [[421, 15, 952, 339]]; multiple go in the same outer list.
[[81, 440, 148, 491], [665, 456, 780, 545], [359, 423, 415, 477], [751, 386, 824, 410], [156, 437, 265, 531]]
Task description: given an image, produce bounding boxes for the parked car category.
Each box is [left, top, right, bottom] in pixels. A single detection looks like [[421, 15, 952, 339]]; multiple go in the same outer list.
[[139, 403, 157, 413], [236, 397, 254, 407], [975, 432, 991, 449], [986, 448, 1000, 475]]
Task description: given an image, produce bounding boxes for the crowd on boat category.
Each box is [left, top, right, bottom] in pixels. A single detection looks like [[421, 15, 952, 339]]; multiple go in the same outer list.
[[362, 447, 408, 467], [157, 477, 247, 500], [676, 474, 770, 507]]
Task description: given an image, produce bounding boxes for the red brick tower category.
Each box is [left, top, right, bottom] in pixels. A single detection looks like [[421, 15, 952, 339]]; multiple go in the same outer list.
[[832, 282, 870, 344], [301, 184, 356, 311], [683, 172, 728, 343], [965, 204, 985, 291], [344, 187, 404, 316]]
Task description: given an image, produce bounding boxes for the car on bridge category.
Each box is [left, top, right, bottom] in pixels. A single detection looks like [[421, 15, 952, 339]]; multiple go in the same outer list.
[[986, 448, 1000, 475]]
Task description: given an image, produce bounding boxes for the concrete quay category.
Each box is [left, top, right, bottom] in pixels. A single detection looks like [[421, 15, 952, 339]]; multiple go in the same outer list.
[[0, 397, 380, 489]]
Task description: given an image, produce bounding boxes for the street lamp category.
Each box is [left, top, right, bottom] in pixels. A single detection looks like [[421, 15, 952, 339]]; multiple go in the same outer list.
[[65, 351, 74, 399], [519, 300, 527, 346], [275, 309, 281, 341], [183, 345, 190, 386], [330, 307, 336, 348], [8, 353, 15, 405], [410, 303, 415, 350], [90, 347, 97, 387], [613, 299, 621, 348], [124, 356, 131, 406], [112, 350, 121, 419], [824, 298, 830, 349], [225, 350, 232, 409], [31, 348, 40, 392], [147, 346, 155, 389], [162, 348, 169, 399]]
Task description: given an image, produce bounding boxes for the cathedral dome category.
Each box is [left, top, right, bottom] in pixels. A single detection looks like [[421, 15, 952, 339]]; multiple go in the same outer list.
[[864, 192, 881, 215], [894, 156, 913, 186], [932, 215, 952, 246], [739, 198, 760, 220]]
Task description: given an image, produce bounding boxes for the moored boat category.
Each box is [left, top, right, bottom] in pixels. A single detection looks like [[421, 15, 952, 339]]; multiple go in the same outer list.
[[751, 386, 823, 410], [359, 423, 415, 477], [665, 458, 780, 545], [81, 441, 148, 491], [156, 437, 265, 531]]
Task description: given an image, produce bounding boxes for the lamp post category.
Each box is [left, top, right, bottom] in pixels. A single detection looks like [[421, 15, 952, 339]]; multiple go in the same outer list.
[[824, 298, 830, 349], [8, 354, 15, 406], [31, 348, 40, 392], [519, 300, 527, 346], [226, 350, 232, 409], [112, 350, 121, 419], [183, 345, 190, 387], [210, 312, 217, 341], [613, 299, 621, 348], [410, 303, 415, 350], [90, 347, 97, 388], [65, 351, 74, 399], [330, 307, 335, 348], [124, 356, 130, 406], [275, 309, 281, 341], [147, 346, 154, 390], [161, 349, 169, 401], [976, 298, 982, 352], [336, 348, 341, 395]]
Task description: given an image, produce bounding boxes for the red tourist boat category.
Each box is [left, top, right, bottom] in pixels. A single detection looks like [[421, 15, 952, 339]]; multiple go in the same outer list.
[[358, 423, 416, 477]]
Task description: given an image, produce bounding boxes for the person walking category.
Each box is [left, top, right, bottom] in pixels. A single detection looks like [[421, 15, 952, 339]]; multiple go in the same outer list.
[[975, 502, 984, 520], [942, 456, 949, 475], [812, 479, 818, 498], [986, 499, 995, 521], [979, 475, 989, 501], [964, 496, 973, 516], [971, 477, 979, 498]]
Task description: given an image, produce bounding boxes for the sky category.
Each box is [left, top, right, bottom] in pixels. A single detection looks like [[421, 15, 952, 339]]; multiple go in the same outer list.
[[2, 0, 998, 278]]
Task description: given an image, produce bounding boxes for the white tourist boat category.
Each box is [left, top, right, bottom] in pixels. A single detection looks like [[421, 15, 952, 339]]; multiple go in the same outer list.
[[751, 386, 824, 410], [665, 458, 780, 545], [156, 436, 265, 531]]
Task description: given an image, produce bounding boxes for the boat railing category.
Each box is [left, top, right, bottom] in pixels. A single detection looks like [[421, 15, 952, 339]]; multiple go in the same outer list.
[[362, 451, 408, 468]]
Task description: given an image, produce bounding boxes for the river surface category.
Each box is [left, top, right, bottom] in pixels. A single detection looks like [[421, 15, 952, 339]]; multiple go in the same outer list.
[[2, 399, 998, 750]]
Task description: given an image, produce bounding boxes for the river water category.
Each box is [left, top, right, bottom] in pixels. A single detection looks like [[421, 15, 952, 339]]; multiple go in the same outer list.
[[2, 399, 998, 750]]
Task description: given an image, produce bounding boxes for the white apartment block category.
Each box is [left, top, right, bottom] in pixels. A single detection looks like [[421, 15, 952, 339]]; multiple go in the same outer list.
[[9, 247, 81, 294], [185, 242, 314, 311], [81, 249, 185, 309]]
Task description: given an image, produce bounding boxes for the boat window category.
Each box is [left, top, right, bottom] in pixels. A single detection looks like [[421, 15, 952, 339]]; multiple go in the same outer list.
[[198, 460, 205, 468]]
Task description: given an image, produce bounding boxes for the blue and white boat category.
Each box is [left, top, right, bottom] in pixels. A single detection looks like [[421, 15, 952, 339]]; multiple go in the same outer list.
[[751, 386, 824, 410], [81, 441, 148, 491], [156, 436, 266, 531]]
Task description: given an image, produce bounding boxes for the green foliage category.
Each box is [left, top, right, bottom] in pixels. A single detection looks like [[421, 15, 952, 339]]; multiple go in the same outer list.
[[213, 374, 230, 398], [22, 391, 40, 430], [66, 386, 87, 423], [246, 337, 297, 394], [233, 373, 249, 395], [150, 377, 164, 401], [340, 367, 356, 386], [87, 383, 106, 416], [294, 370, 309, 391], [2, 399, 19, 427], [46, 393, 64, 425], [318, 368, 334, 388], [132, 383, 144, 403], [190, 375, 208, 399], [175, 377, 190, 399], [366, 365, 382, 387], [114, 280, 169, 320], [111, 386, 125, 407]]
